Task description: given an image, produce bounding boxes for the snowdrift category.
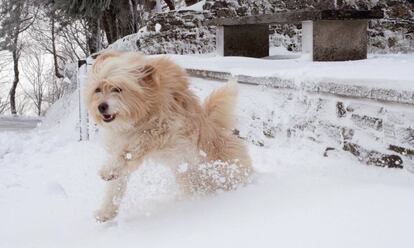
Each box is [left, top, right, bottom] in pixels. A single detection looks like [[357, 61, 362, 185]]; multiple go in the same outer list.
[[1, 78, 413, 248]]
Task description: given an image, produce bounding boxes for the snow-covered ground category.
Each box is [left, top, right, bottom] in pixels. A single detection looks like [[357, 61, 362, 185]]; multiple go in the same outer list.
[[0, 116, 41, 131], [167, 53, 414, 91], [1, 78, 413, 248]]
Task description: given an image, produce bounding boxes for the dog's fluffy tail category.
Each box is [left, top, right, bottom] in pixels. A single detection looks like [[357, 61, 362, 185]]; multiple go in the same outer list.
[[203, 79, 238, 129]]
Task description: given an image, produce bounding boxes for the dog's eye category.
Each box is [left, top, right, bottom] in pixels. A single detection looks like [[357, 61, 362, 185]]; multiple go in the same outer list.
[[95, 88, 101, 93], [112, 88, 122, 93]]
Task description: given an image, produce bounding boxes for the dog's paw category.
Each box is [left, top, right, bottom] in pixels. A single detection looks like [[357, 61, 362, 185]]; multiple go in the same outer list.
[[94, 208, 118, 222], [99, 167, 121, 181]]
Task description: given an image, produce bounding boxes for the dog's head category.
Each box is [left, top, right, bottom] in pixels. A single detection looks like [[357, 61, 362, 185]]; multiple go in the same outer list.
[[85, 52, 167, 130]]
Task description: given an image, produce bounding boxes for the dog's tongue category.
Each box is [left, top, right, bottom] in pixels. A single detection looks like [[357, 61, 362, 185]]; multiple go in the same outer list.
[[103, 114, 112, 120]]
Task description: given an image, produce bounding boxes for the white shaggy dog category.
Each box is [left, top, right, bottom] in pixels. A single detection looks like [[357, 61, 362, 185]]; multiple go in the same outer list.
[[85, 52, 253, 222]]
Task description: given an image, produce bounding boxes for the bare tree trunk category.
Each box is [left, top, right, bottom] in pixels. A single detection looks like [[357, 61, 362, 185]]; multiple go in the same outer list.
[[118, 0, 136, 38], [9, 34, 20, 115], [102, 6, 118, 45], [37, 96, 42, 116], [8, 0, 23, 115], [143, 0, 156, 11], [86, 17, 100, 54], [102, 0, 142, 44], [129, 0, 139, 32], [51, 14, 63, 79], [22, 48, 50, 116]]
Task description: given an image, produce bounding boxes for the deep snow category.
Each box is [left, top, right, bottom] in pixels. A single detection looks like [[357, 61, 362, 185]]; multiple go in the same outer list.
[[1, 78, 413, 248]]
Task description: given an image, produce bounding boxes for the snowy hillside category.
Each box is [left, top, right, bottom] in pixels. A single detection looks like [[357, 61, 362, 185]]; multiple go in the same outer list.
[[1, 78, 413, 248]]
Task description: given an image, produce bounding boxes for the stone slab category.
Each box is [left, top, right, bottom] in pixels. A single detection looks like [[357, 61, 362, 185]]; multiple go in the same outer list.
[[217, 24, 269, 57], [210, 9, 384, 26], [312, 20, 368, 61]]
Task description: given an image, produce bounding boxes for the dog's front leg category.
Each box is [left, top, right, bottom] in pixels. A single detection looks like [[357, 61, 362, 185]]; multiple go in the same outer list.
[[96, 155, 145, 222], [99, 154, 127, 181], [96, 154, 130, 222], [95, 175, 128, 222], [100, 148, 149, 180]]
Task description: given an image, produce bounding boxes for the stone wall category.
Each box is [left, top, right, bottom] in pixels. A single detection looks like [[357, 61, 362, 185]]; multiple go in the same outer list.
[[187, 68, 414, 171], [108, 0, 414, 54], [109, 10, 216, 54]]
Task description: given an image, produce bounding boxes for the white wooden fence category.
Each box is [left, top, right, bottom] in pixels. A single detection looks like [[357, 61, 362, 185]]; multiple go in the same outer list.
[[77, 58, 96, 141]]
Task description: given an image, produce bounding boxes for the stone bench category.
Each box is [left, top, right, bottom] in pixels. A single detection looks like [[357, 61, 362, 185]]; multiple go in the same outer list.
[[210, 9, 384, 61]]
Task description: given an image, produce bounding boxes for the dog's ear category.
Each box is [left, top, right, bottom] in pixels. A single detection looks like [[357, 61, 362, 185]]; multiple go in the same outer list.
[[138, 64, 160, 88], [95, 51, 121, 61], [92, 51, 121, 73]]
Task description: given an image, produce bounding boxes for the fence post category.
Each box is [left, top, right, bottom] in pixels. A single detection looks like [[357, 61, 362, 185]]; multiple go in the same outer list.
[[86, 57, 98, 140], [77, 60, 89, 141]]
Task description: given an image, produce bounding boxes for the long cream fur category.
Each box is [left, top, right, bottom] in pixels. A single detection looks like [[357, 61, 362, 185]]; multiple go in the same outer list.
[[85, 52, 253, 222]]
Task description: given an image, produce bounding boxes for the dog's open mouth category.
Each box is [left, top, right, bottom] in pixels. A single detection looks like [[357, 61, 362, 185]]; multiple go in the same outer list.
[[102, 114, 115, 123]]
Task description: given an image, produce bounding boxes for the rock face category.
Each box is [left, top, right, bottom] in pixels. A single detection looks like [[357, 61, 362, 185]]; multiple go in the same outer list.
[[109, 10, 216, 54], [370, 0, 414, 52], [109, 0, 414, 54]]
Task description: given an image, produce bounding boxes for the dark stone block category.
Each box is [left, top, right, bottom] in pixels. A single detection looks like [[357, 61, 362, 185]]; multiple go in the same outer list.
[[336, 101, 347, 117], [341, 127, 354, 141], [343, 142, 403, 169], [389, 144, 414, 157], [312, 20, 368, 61], [323, 147, 336, 157], [217, 24, 269, 57], [351, 114, 383, 131]]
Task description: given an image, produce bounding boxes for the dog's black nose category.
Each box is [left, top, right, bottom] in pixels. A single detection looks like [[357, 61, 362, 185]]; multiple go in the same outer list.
[[98, 103, 108, 113]]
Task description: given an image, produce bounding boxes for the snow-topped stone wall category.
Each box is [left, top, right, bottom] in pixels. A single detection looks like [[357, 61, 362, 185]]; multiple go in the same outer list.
[[187, 68, 414, 170]]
